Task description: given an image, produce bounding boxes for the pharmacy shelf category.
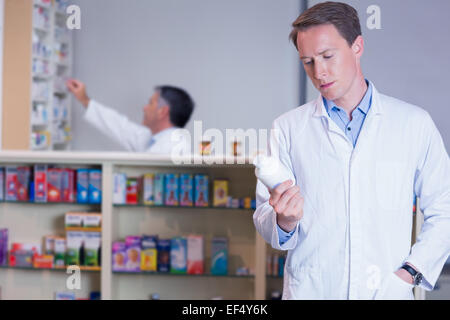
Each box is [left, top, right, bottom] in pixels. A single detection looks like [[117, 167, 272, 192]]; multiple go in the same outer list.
[[112, 271, 254, 278], [0, 151, 264, 300], [0, 200, 100, 206], [0, 265, 101, 273], [113, 204, 253, 212]]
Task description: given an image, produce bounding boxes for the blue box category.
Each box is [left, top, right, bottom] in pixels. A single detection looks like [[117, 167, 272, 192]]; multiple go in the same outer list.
[[194, 174, 209, 207], [154, 173, 164, 206], [211, 237, 228, 275], [179, 174, 193, 207], [170, 237, 187, 274], [88, 169, 102, 204], [76, 169, 89, 203], [164, 174, 179, 206], [157, 239, 171, 273]]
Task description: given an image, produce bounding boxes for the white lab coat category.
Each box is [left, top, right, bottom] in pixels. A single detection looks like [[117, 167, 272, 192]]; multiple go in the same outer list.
[[254, 82, 450, 300], [84, 100, 190, 154]]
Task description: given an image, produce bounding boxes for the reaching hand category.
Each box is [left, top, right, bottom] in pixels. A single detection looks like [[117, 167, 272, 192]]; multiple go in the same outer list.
[[66, 78, 90, 108]]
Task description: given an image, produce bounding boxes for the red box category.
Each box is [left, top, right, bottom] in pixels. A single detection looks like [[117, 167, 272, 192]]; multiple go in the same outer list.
[[5, 167, 18, 201], [17, 167, 30, 201], [34, 165, 48, 202], [126, 178, 139, 204], [62, 169, 75, 203], [47, 168, 62, 202]]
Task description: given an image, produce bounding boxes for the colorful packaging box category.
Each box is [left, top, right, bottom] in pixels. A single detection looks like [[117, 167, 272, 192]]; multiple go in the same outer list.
[[84, 232, 101, 267], [143, 174, 154, 205], [0, 229, 8, 266], [170, 237, 187, 274], [154, 173, 165, 206], [66, 231, 84, 265], [17, 167, 30, 201], [47, 168, 62, 202], [44, 235, 56, 255], [179, 174, 193, 207], [125, 236, 141, 272], [187, 235, 204, 275], [113, 173, 127, 204], [88, 169, 102, 204], [34, 164, 48, 203], [83, 213, 102, 229], [213, 179, 229, 207], [55, 292, 75, 300], [33, 254, 54, 269], [164, 174, 179, 206], [211, 237, 228, 275], [126, 178, 139, 204], [9, 242, 41, 267], [244, 197, 252, 209], [157, 239, 171, 272], [112, 241, 127, 272], [54, 237, 66, 268], [0, 168, 4, 201], [5, 167, 18, 201], [76, 169, 89, 203], [62, 169, 75, 203], [194, 174, 209, 207], [9, 250, 34, 267], [65, 212, 84, 228], [141, 235, 158, 272]]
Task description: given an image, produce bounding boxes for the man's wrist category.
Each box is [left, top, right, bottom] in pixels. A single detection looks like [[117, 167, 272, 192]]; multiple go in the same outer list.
[[81, 97, 90, 108]]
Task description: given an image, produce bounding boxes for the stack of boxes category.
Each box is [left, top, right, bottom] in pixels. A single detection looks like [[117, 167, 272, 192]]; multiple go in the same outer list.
[[0, 166, 101, 204], [112, 235, 228, 276], [113, 172, 256, 209]]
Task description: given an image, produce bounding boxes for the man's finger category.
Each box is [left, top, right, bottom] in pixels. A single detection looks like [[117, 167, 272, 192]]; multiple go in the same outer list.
[[269, 179, 293, 205], [273, 185, 300, 213]]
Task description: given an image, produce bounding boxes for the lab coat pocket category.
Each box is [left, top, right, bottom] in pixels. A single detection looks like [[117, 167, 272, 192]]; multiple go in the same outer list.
[[285, 265, 321, 299], [375, 161, 407, 211], [374, 272, 414, 300]]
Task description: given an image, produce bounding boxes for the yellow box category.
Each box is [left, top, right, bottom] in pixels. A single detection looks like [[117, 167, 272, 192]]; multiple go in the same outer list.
[[141, 248, 157, 271], [213, 179, 229, 207]]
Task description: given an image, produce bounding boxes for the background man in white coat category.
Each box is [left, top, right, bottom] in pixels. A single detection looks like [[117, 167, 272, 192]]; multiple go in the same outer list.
[[66, 79, 194, 154], [254, 1, 450, 299]]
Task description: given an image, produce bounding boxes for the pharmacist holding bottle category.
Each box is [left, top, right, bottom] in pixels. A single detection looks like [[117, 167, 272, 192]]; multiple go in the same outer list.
[[253, 2, 450, 300], [66, 79, 194, 154]]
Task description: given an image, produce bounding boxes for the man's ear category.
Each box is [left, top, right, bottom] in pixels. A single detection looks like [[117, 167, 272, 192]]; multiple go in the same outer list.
[[158, 105, 170, 119], [352, 35, 364, 57]]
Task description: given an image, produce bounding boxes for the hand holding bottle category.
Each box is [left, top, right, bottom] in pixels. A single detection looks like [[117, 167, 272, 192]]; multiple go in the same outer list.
[[269, 180, 304, 232]]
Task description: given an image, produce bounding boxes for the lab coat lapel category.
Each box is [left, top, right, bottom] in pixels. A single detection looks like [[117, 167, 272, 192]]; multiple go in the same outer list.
[[352, 83, 384, 157]]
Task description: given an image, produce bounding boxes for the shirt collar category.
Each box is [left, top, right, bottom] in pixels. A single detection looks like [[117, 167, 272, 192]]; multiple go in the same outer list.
[[323, 79, 373, 116]]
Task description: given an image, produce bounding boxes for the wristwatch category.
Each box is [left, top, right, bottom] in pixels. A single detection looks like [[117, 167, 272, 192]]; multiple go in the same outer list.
[[401, 264, 423, 286]]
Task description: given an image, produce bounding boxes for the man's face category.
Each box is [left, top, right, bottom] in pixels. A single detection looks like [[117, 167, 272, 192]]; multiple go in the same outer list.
[[297, 24, 361, 102], [142, 92, 161, 129]]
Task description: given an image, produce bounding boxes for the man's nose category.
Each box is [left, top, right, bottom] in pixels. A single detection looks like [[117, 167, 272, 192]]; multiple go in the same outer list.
[[313, 62, 327, 80]]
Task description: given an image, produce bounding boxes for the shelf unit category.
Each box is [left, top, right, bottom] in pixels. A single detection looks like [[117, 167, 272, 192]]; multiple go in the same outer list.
[[0, 151, 440, 300], [0, 151, 266, 300], [1, 0, 73, 151]]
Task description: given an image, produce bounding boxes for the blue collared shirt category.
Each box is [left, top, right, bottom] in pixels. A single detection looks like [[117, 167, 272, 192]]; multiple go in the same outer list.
[[277, 80, 373, 245]]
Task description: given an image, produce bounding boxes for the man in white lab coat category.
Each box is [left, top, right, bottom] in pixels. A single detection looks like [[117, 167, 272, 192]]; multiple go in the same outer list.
[[254, 2, 450, 299], [66, 79, 194, 154]]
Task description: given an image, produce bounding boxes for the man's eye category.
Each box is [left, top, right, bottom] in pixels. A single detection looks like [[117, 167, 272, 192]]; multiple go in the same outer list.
[[304, 60, 312, 65], [324, 55, 333, 59]]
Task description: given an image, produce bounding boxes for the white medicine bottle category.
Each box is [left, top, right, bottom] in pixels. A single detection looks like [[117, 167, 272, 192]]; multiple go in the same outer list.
[[253, 155, 294, 190]]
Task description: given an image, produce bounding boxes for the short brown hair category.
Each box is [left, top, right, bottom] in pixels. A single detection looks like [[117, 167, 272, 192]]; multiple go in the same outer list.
[[289, 1, 362, 50]]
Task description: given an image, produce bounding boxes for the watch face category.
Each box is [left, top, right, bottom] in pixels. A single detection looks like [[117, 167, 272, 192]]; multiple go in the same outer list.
[[414, 273, 423, 286]]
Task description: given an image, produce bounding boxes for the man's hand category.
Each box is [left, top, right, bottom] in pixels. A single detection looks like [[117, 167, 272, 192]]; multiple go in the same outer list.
[[66, 78, 90, 108], [269, 180, 304, 233]]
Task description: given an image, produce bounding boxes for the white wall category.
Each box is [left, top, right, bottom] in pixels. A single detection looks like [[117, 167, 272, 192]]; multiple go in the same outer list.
[[70, 0, 301, 151], [306, 0, 450, 150]]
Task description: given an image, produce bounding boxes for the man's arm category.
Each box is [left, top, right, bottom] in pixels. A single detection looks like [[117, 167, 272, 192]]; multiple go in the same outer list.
[[405, 111, 450, 290], [67, 79, 151, 152], [253, 121, 303, 250]]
